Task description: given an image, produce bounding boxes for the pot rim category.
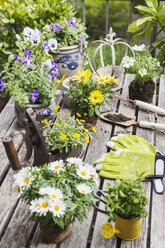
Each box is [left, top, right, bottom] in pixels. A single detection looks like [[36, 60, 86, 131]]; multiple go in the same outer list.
[[59, 44, 81, 51]]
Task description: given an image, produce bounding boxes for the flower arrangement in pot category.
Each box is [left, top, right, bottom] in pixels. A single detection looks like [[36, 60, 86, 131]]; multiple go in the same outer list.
[[13, 158, 98, 243], [63, 69, 120, 127], [121, 44, 160, 103], [101, 178, 148, 240], [42, 108, 95, 160]]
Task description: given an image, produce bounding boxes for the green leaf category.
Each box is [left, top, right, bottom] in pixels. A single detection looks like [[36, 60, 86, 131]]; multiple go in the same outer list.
[[135, 5, 155, 14], [10, 18, 15, 23], [128, 16, 153, 32], [2, 18, 10, 23], [133, 30, 145, 40], [145, 0, 156, 11], [158, 3, 165, 11], [2, 30, 8, 36]]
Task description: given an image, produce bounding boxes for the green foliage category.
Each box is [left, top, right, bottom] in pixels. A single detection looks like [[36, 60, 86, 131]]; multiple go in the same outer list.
[[0, 0, 75, 56], [105, 178, 148, 222], [67, 69, 119, 117], [43, 110, 93, 153], [13, 160, 97, 230], [127, 0, 165, 69]]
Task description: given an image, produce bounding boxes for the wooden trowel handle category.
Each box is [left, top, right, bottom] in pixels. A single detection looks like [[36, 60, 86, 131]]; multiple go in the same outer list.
[[3, 136, 21, 170], [138, 121, 165, 131], [135, 100, 165, 116]]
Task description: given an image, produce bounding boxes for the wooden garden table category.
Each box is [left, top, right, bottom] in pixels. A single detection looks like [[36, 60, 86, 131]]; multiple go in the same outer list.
[[0, 74, 165, 248]]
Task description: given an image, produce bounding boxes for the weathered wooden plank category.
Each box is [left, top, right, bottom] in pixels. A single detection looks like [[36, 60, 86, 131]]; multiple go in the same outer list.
[[150, 75, 165, 248]]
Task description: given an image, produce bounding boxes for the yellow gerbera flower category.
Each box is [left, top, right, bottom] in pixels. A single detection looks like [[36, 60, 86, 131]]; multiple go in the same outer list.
[[94, 74, 110, 85], [73, 133, 80, 139], [88, 90, 104, 105], [55, 105, 60, 110], [60, 134, 67, 140], [71, 69, 92, 83]]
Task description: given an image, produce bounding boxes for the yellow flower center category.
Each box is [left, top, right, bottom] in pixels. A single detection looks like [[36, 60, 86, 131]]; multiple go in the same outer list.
[[42, 202, 48, 208], [126, 61, 130, 64], [51, 194, 56, 199], [55, 165, 60, 169], [81, 190, 86, 193], [17, 186, 20, 192], [81, 76, 85, 80], [81, 171, 86, 176], [24, 178, 29, 184], [54, 205, 60, 211]]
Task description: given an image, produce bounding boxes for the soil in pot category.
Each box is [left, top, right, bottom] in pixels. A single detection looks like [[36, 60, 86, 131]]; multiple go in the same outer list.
[[40, 224, 71, 243], [129, 80, 155, 103], [77, 115, 98, 131]]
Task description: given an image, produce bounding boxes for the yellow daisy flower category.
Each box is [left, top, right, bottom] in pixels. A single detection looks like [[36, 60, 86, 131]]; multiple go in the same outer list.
[[113, 78, 121, 85], [94, 74, 110, 85], [56, 123, 60, 126], [55, 105, 60, 110], [41, 119, 48, 123], [73, 133, 80, 139], [60, 134, 67, 140], [92, 127, 96, 133], [88, 90, 104, 105], [106, 75, 116, 85], [71, 69, 92, 83], [85, 136, 89, 143]]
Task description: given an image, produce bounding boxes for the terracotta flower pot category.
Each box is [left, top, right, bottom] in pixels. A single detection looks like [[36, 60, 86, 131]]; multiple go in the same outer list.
[[129, 79, 155, 103], [51, 44, 84, 79], [115, 215, 141, 240], [40, 224, 71, 243]]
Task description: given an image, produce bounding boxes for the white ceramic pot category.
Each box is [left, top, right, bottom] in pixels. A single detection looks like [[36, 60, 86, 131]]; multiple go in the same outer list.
[[51, 44, 84, 79]]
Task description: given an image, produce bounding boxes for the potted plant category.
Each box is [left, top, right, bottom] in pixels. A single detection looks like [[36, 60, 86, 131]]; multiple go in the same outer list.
[[0, 32, 64, 125], [64, 69, 120, 124], [121, 45, 160, 103], [42, 108, 95, 160], [13, 158, 98, 243], [102, 178, 148, 240]]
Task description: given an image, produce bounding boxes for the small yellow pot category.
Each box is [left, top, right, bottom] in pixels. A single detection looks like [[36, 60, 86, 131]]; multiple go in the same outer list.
[[115, 215, 141, 240]]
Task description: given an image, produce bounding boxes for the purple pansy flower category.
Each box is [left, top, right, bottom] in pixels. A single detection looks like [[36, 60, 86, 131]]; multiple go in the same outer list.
[[24, 54, 33, 67], [68, 18, 77, 28], [0, 79, 5, 92], [30, 90, 38, 103], [51, 61, 58, 73], [14, 54, 23, 63], [42, 43, 50, 53], [77, 34, 85, 44], [22, 48, 33, 55], [50, 23, 61, 31], [50, 71, 59, 82]]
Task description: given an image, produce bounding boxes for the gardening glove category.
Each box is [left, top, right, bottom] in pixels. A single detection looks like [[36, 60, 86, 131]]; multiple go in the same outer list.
[[95, 149, 155, 179], [106, 134, 156, 155]]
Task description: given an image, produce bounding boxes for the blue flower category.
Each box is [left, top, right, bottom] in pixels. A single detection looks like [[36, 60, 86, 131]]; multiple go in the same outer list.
[[50, 23, 61, 31], [30, 90, 38, 103], [14, 54, 23, 63], [42, 42, 50, 50], [24, 54, 33, 67], [50, 72, 59, 81], [22, 48, 33, 55], [68, 18, 77, 28], [0, 79, 4, 92], [77, 34, 85, 44]]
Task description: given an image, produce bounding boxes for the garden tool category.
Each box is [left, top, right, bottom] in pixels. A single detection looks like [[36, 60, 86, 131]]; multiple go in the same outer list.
[[111, 93, 165, 116], [95, 134, 165, 194], [100, 112, 165, 131]]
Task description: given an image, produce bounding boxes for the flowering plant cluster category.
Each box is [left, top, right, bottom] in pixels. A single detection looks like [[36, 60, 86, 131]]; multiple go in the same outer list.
[[66, 69, 120, 117], [42, 107, 95, 153], [0, 26, 66, 107], [13, 158, 97, 230], [121, 44, 160, 85]]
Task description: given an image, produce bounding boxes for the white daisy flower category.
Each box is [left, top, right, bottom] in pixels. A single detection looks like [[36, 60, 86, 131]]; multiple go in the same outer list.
[[66, 157, 83, 167], [23, 27, 34, 36], [132, 44, 145, 51], [29, 198, 40, 213], [77, 164, 91, 179], [48, 160, 64, 174], [39, 187, 63, 200], [138, 68, 147, 77], [77, 183, 92, 194], [48, 38, 58, 52], [50, 199, 66, 217], [30, 30, 41, 46], [37, 197, 51, 216], [13, 167, 33, 188], [121, 56, 135, 68]]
